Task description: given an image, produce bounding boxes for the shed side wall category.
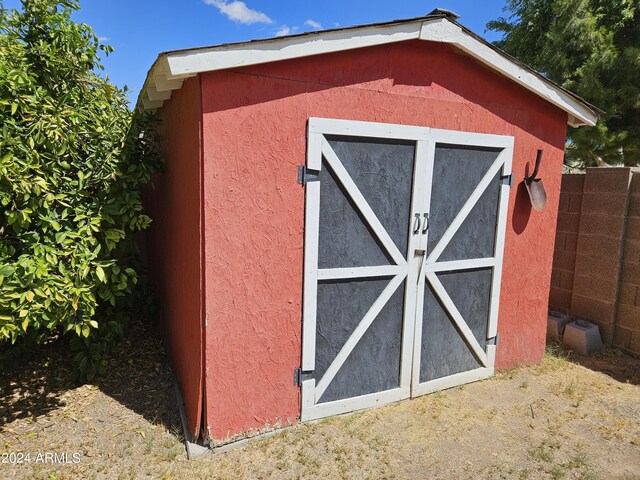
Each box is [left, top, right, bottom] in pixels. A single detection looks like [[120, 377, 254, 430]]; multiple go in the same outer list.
[[147, 76, 203, 437], [200, 40, 567, 440]]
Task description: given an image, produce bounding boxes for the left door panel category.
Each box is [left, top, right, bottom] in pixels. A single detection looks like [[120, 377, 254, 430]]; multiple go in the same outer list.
[[301, 118, 427, 421]]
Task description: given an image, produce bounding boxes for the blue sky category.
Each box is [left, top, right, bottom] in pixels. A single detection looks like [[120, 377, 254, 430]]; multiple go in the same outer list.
[[4, 1, 509, 104]]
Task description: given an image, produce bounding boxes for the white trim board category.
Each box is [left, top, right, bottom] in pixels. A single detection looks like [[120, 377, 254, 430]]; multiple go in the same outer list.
[[301, 381, 410, 422], [138, 16, 597, 127]]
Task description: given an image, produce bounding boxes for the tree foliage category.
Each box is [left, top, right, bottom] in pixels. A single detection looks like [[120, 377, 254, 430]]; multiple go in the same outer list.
[[0, 0, 160, 378], [488, 0, 640, 167]]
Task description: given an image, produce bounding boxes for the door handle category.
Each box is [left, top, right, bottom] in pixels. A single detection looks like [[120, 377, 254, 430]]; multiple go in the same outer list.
[[422, 213, 429, 234], [412, 213, 421, 234]]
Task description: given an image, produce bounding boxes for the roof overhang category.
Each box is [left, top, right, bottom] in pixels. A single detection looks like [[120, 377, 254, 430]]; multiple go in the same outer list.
[[138, 15, 598, 128]]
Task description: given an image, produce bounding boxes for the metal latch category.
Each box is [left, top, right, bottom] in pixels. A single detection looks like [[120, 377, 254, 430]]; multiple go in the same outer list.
[[297, 166, 319, 185], [501, 174, 514, 187], [294, 368, 314, 386], [415, 249, 426, 284], [487, 333, 500, 346]]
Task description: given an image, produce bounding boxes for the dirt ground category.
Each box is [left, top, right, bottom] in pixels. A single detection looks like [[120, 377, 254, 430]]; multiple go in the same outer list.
[[1, 319, 639, 480]]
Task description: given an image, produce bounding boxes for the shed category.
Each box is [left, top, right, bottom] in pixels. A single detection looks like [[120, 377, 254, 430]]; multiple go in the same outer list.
[[140, 10, 598, 444]]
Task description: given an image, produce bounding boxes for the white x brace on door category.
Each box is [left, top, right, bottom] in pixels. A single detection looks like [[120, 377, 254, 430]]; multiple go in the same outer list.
[[301, 118, 513, 421]]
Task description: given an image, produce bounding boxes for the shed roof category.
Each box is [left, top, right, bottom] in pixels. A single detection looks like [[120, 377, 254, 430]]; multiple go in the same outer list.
[[137, 10, 598, 127]]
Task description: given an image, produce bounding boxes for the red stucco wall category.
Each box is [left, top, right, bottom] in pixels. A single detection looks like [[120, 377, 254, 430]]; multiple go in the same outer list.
[[147, 76, 204, 437], [198, 40, 567, 440]]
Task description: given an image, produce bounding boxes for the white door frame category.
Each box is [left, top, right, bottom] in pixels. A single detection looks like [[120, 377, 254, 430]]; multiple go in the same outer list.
[[301, 118, 513, 421]]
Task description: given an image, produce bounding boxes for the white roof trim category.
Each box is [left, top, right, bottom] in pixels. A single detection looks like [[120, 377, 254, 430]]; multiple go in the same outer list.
[[167, 20, 424, 77], [139, 17, 597, 127], [419, 19, 597, 127]]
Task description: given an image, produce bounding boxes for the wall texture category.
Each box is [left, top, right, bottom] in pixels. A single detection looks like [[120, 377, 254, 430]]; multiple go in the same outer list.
[[199, 40, 568, 440], [146, 77, 204, 437], [549, 168, 640, 356]]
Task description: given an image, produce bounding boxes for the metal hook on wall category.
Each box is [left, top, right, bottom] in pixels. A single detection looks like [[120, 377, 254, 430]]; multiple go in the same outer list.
[[525, 150, 543, 183], [524, 149, 547, 212]]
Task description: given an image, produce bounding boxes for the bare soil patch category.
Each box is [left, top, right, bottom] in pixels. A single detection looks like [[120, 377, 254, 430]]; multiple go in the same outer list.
[[1, 322, 639, 480]]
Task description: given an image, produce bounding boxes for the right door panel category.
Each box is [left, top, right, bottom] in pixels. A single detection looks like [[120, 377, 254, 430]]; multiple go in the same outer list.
[[412, 130, 513, 397]]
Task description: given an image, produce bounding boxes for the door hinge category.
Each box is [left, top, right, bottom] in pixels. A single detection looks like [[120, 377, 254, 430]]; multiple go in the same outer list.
[[501, 174, 514, 187], [297, 166, 319, 185], [294, 368, 314, 386], [487, 333, 500, 346]]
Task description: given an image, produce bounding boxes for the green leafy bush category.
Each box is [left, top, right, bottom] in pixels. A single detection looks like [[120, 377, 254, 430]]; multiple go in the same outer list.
[[0, 0, 161, 379]]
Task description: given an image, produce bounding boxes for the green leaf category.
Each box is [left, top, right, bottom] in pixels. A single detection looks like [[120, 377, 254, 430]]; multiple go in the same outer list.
[[0, 265, 15, 277], [96, 265, 106, 283], [11, 103, 17, 115]]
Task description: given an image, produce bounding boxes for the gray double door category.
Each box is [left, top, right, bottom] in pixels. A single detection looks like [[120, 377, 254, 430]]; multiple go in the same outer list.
[[301, 118, 513, 421]]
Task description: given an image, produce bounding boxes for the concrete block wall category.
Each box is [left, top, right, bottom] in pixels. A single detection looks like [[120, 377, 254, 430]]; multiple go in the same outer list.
[[549, 175, 583, 314], [615, 172, 640, 353], [549, 168, 640, 356]]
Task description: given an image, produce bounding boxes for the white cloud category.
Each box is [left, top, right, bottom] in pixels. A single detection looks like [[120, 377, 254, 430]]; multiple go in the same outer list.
[[275, 25, 292, 36], [304, 19, 322, 30], [204, 0, 273, 25], [97, 36, 110, 42]]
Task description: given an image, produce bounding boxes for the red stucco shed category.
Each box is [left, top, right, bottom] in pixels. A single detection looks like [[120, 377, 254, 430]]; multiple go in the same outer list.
[[140, 11, 597, 445]]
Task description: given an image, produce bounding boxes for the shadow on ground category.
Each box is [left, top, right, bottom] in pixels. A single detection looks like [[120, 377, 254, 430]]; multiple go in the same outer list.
[[0, 317, 180, 432], [0, 341, 67, 426], [568, 347, 640, 386]]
